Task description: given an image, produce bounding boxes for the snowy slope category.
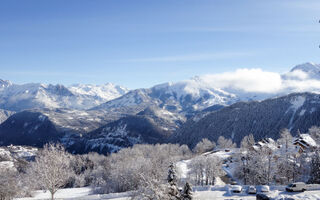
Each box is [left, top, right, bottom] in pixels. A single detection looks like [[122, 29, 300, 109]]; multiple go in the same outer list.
[[0, 109, 15, 124], [69, 83, 129, 102]]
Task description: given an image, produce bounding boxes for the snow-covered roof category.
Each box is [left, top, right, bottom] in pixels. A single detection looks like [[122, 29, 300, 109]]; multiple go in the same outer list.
[[252, 138, 278, 151], [293, 134, 316, 148]]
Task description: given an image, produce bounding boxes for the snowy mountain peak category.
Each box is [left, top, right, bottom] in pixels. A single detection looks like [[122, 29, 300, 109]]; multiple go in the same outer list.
[[0, 80, 129, 111], [289, 62, 320, 79], [290, 62, 320, 72], [282, 62, 320, 81], [68, 83, 129, 101], [152, 78, 235, 103]]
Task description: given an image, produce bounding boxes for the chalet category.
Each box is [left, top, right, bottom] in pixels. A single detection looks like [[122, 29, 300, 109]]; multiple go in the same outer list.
[[251, 138, 278, 152], [293, 134, 316, 153]]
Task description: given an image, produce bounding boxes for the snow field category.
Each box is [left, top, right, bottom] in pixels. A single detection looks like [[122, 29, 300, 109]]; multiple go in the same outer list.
[[15, 187, 131, 200]]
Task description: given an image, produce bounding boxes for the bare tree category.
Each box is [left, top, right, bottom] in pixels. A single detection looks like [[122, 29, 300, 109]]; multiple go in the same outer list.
[[277, 129, 293, 153], [26, 143, 72, 200], [192, 138, 216, 154], [240, 134, 255, 150], [131, 171, 170, 200], [217, 136, 236, 149], [309, 126, 320, 145], [188, 155, 223, 186], [0, 169, 19, 200]]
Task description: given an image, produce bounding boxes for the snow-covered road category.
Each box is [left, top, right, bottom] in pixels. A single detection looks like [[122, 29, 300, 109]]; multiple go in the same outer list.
[[194, 189, 320, 200]]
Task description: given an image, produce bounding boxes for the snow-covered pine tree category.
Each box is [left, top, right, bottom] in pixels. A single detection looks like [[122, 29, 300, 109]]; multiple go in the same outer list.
[[168, 163, 178, 186], [182, 182, 192, 200], [309, 150, 320, 183], [167, 163, 180, 200]]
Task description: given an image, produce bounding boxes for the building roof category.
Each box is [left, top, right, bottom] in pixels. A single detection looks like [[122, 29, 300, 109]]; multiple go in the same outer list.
[[293, 134, 316, 148]]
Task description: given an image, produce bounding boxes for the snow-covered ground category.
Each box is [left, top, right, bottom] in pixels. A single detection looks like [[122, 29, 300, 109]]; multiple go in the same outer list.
[[15, 187, 131, 200], [14, 186, 320, 200]]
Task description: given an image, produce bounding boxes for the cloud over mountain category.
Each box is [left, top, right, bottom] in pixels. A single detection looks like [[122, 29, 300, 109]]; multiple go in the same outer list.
[[197, 62, 320, 94]]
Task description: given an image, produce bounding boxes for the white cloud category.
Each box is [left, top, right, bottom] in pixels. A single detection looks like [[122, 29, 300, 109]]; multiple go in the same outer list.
[[283, 69, 309, 80], [282, 79, 320, 92], [200, 68, 282, 93], [197, 68, 320, 94]]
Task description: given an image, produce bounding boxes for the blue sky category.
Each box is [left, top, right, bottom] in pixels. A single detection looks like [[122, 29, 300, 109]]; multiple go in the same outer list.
[[0, 0, 319, 89]]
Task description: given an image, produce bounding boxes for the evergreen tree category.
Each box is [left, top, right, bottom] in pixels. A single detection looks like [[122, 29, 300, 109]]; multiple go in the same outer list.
[[309, 150, 320, 183], [167, 163, 177, 186], [182, 182, 193, 200], [167, 163, 180, 200]]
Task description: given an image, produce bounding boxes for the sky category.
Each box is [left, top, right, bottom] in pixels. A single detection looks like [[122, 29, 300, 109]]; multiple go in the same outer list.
[[0, 0, 319, 89]]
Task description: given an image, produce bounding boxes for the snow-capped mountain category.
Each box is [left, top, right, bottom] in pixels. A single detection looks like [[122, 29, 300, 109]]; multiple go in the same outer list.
[[68, 83, 129, 101], [0, 82, 128, 111], [92, 78, 239, 118], [288, 62, 320, 79], [94, 62, 320, 116]]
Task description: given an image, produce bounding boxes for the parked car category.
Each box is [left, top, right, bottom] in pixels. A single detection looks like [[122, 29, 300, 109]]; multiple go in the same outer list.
[[248, 185, 257, 194], [286, 182, 307, 192], [256, 193, 270, 200], [231, 185, 242, 193], [260, 185, 270, 193]]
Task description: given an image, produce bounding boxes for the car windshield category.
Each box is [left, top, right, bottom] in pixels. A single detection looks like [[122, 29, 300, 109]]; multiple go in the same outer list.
[[288, 184, 293, 187]]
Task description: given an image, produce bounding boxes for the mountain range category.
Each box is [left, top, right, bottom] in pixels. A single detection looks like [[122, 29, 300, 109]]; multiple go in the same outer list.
[[0, 81, 128, 111], [1, 62, 320, 153]]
